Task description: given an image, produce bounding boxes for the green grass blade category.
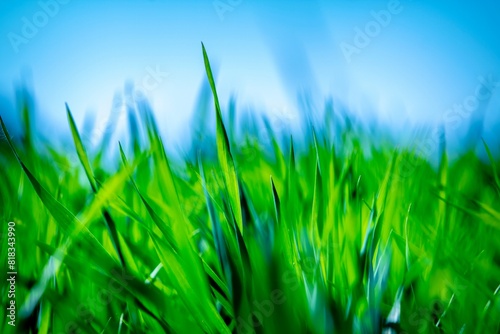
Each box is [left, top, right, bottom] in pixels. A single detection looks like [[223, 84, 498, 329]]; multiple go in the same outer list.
[[482, 138, 500, 195], [67, 103, 126, 267], [202, 43, 243, 235]]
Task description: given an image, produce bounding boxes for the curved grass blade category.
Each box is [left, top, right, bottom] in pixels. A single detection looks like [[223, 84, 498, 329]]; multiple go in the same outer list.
[[36, 242, 173, 333], [66, 104, 125, 267], [482, 138, 500, 195], [0, 116, 120, 318], [120, 144, 230, 334], [202, 42, 243, 235]]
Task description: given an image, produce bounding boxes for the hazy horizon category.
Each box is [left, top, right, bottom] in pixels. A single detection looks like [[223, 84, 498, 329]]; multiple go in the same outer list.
[[1, 0, 499, 156]]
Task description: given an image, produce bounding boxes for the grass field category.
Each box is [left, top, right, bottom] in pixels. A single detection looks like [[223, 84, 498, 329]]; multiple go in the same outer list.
[[1, 45, 499, 333]]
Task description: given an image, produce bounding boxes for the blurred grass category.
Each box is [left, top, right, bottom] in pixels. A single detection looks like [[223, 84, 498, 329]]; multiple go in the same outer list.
[[0, 45, 499, 333]]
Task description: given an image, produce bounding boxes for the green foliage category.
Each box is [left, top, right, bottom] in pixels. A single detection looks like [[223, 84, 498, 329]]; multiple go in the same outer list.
[[0, 47, 499, 334]]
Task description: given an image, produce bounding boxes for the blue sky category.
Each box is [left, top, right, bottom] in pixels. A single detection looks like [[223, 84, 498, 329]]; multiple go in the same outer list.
[[0, 0, 499, 152]]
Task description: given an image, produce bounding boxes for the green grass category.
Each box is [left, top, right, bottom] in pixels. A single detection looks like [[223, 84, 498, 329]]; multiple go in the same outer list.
[[0, 45, 499, 333]]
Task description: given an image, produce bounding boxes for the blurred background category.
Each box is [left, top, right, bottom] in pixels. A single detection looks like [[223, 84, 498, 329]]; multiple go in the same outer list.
[[0, 0, 499, 156]]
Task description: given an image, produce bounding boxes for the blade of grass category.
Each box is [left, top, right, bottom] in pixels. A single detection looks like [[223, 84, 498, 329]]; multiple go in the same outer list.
[[202, 42, 243, 235], [66, 104, 125, 267]]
